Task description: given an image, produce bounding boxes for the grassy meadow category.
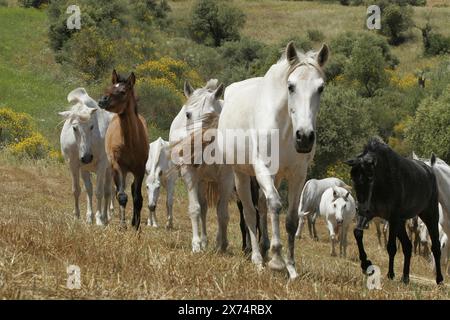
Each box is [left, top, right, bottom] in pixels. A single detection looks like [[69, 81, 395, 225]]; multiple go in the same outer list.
[[0, 1, 450, 299]]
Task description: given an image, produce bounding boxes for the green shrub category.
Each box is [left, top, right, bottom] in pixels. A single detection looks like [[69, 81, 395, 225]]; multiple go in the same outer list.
[[405, 87, 450, 163], [307, 29, 325, 42], [312, 85, 376, 177], [189, 0, 246, 47], [375, 1, 413, 45]]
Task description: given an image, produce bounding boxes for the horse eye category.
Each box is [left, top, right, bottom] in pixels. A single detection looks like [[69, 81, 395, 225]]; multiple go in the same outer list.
[[318, 85, 324, 94], [90, 125, 94, 130], [333, 203, 336, 208], [288, 83, 295, 93], [186, 112, 192, 119], [73, 126, 77, 132]]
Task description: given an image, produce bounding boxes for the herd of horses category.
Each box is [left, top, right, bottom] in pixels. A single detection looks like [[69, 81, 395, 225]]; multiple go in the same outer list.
[[58, 42, 449, 286]]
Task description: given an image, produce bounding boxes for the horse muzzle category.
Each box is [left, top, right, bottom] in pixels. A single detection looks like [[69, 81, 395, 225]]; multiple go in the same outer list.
[[98, 96, 110, 109], [148, 204, 156, 212], [81, 154, 93, 164], [295, 130, 315, 153]]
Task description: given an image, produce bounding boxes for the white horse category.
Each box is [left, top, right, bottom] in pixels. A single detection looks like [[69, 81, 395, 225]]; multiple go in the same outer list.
[[170, 80, 234, 252], [145, 137, 177, 228], [59, 88, 114, 225], [218, 42, 329, 278], [319, 186, 356, 257], [295, 177, 350, 240]]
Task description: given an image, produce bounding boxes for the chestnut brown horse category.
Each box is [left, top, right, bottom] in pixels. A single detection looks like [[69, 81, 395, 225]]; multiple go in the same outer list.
[[98, 70, 149, 230]]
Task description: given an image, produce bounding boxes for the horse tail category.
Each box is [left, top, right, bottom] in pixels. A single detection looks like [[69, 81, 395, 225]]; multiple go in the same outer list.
[[298, 179, 311, 214], [206, 181, 220, 208]]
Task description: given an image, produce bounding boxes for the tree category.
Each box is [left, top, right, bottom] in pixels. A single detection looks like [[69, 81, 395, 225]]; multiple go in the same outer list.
[[376, 1, 413, 45], [189, 0, 246, 47], [311, 85, 377, 177], [344, 37, 388, 97]]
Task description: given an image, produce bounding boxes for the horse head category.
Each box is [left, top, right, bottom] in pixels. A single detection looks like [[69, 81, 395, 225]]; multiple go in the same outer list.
[[284, 42, 329, 153], [98, 70, 136, 114]]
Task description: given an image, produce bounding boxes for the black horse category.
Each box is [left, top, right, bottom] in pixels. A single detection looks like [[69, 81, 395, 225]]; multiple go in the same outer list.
[[345, 137, 443, 285]]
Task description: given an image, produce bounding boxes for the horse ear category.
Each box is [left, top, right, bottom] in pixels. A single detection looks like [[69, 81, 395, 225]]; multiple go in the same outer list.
[[345, 191, 350, 201], [88, 108, 97, 115], [344, 158, 358, 167], [286, 41, 298, 66], [184, 81, 194, 98], [412, 151, 419, 160], [127, 72, 136, 88], [112, 69, 119, 84], [316, 44, 329, 67], [332, 187, 339, 199], [58, 111, 72, 119], [213, 83, 225, 100]]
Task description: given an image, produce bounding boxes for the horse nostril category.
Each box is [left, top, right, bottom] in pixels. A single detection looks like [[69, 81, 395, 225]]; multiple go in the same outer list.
[[81, 154, 93, 164], [308, 131, 315, 143], [296, 130, 302, 140]]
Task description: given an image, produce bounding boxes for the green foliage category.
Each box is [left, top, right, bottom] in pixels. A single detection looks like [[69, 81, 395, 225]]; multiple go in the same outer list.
[[405, 87, 450, 163], [344, 36, 389, 97], [135, 57, 202, 130], [312, 85, 377, 177], [131, 0, 172, 28], [375, 1, 414, 45], [421, 23, 450, 56], [189, 0, 246, 47]]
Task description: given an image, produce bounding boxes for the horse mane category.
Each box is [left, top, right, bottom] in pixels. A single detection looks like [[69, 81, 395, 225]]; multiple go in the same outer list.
[[65, 103, 95, 123]]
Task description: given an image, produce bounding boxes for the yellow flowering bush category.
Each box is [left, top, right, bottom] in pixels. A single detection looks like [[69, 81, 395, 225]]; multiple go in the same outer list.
[[325, 161, 351, 185], [135, 56, 204, 130], [0, 108, 34, 146], [10, 132, 51, 159], [387, 70, 417, 90], [0, 108, 54, 160]]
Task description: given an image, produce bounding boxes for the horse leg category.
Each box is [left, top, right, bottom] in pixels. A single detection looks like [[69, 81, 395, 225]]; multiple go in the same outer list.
[[354, 215, 372, 274], [237, 199, 248, 252], [131, 171, 144, 230], [198, 182, 208, 250], [397, 222, 412, 284], [94, 165, 107, 226], [254, 164, 284, 272], [257, 190, 269, 259], [216, 173, 233, 252], [386, 219, 400, 280], [327, 219, 337, 257], [165, 175, 175, 229], [81, 171, 93, 224], [70, 163, 81, 219], [235, 171, 263, 268], [307, 214, 313, 238], [103, 166, 113, 223], [113, 164, 127, 227], [311, 214, 319, 241], [285, 172, 304, 279], [421, 212, 444, 284]]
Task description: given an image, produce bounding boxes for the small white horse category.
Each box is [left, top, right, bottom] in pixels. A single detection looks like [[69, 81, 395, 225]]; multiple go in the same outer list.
[[295, 177, 350, 240], [218, 42, 329, 278], [145, 137, 178, 228], [170, 80, 234, 252], [319, 186, 356, 257], [59, 88, 114, 225]]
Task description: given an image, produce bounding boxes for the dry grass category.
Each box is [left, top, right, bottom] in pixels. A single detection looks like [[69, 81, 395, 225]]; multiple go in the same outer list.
[[0, 157, 449, 299]]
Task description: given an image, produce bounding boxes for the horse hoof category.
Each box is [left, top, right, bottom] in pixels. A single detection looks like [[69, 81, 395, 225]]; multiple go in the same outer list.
[[251, 253, 264, 266], [402, 275, 410, 284], [268, 257, 286, 272], [286, 264, 298, 280], [361, 260, 372, 273], [192, 242, 202, 253], [387, 272, 395, 280], [165, 223, 173, 230]]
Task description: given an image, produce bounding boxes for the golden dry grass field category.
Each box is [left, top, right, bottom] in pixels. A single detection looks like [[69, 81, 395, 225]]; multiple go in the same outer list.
[[0, 157, 449, 299]]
